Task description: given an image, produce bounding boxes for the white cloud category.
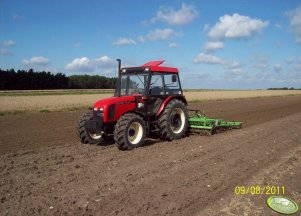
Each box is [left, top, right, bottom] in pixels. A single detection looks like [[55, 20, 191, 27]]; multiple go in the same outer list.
[[65, 57, 92, 72], [225, 64, 244, 76], [275, 23, 282, 29], [94, 56, 115, 66], [203, 24, 210, 31], [204, 41, 224, 51], [228, 68, 244, 76], [208, 13, 269, 41], [169, 42, 179, 48], [291, 57, 301, 72], [293, 63, 301, 72], [252, 57, 269, 71], [193, 53, 244, 75], [226, 61, 243, 70], [22, 56, 50, 66], [151, 3, 198, 25], [147, 28, 178, 40], [274, 41, 282, 48], [0, 48, 12, 56], [286, 6, 301, 44], [273, 64, 282, 73], [137, 36, 145, 43], [73, 42, 81, 48], [193, 53, 228, 65], [2, 40, 16, 46], [65, 55, 115, 74], [286, 57, 295, 64], [113, 38, 136, 46]]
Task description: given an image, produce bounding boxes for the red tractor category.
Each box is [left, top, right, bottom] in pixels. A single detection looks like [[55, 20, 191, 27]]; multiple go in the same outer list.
[[77, 60, 189, 150]]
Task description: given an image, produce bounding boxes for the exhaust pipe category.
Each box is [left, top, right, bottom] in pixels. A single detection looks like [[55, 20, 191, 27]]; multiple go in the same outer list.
[[116, 59, 121, 97], [116, 59, 121, 76]]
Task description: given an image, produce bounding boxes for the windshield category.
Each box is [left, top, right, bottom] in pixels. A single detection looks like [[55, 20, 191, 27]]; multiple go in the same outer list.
[[120, 73, 149, 95]]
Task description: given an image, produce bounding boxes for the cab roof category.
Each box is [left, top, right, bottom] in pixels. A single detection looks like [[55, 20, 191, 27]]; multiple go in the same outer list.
[[122, 60, 178, 74]]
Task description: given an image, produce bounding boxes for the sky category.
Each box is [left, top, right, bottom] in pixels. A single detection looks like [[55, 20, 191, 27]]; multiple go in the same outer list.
[[0, 0, 301, 89]]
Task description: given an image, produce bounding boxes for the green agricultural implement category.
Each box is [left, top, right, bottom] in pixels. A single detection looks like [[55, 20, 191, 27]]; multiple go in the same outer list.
[[188, 110, 242, 135]]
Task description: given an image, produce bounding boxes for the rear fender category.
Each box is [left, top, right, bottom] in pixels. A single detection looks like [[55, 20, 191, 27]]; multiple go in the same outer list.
[[156, 96, 187, 116]]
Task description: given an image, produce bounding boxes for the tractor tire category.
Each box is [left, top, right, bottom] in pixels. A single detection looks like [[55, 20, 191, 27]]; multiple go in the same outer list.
[[158, 99, 188, 141], [77, 112, 104, 144], [114, 113, 146, 150]]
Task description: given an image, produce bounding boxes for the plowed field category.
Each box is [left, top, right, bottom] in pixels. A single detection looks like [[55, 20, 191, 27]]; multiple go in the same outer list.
[[0, 95, 300, 215]]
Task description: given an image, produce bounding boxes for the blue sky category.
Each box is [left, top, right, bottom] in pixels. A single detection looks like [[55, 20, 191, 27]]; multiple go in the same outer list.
[[1, 0, 301, 89]]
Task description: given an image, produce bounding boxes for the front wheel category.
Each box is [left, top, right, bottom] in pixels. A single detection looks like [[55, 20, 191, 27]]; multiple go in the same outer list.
[[114, 113, 146, 150], [158, 99, 188, 141], [76, 112, 104, 144]]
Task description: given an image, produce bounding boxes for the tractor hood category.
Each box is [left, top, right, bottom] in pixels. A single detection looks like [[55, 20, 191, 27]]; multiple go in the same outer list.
[[94, 95, 137, 109], [93, 95, 141, 122]]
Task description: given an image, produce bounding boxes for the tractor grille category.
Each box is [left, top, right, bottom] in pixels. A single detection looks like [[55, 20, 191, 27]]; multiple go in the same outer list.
[[93, 110, 103, 118]]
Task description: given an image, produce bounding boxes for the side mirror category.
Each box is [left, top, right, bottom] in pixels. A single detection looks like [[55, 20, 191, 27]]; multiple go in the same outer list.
[[172, 74, 177, 82]]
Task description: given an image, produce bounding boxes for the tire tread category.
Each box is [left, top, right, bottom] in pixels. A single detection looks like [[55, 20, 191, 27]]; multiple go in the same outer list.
[[158, 99, 188, 141], [114, 113, 145, 150]]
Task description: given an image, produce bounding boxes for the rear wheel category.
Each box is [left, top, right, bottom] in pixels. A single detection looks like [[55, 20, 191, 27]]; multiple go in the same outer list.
[[114, 113, 146, 150], [77, 112, 104, 144], [158, 99, 188, 141]]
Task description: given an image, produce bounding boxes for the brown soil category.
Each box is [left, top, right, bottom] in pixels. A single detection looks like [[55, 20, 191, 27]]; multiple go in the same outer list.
[[0, 95, 301, 215]]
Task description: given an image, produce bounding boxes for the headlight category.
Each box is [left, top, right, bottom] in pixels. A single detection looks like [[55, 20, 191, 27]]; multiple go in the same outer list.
[[94, 107, 104, 112]]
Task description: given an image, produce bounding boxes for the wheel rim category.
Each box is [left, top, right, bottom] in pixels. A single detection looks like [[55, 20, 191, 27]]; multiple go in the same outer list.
[[88, 132, 102, 140], [170, 108, 185, 134], [127, 122, 143, 145]]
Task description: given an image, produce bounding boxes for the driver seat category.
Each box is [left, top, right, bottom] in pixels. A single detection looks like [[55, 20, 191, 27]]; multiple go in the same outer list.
[[150, 86, 162, 95]]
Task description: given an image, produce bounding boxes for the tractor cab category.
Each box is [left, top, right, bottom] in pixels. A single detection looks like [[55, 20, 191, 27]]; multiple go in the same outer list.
[[115, 60, 185, 116], [116, 60, 183, 97]]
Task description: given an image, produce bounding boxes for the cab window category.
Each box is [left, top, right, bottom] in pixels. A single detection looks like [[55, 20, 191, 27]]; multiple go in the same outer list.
[[164, 74, 181, 95], [150, 74, 164, 95]]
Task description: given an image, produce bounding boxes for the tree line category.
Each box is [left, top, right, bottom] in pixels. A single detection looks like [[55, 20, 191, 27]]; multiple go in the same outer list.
[[267, 87, 299, 90], [0, 69, 117, 90]]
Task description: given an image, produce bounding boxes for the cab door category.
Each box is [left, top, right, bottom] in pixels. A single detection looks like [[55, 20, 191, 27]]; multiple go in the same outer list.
[[146, 73, 165, 115]]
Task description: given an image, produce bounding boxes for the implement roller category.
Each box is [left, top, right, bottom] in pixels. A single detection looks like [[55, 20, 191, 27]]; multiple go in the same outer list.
[[188, 110, 242, 135]]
